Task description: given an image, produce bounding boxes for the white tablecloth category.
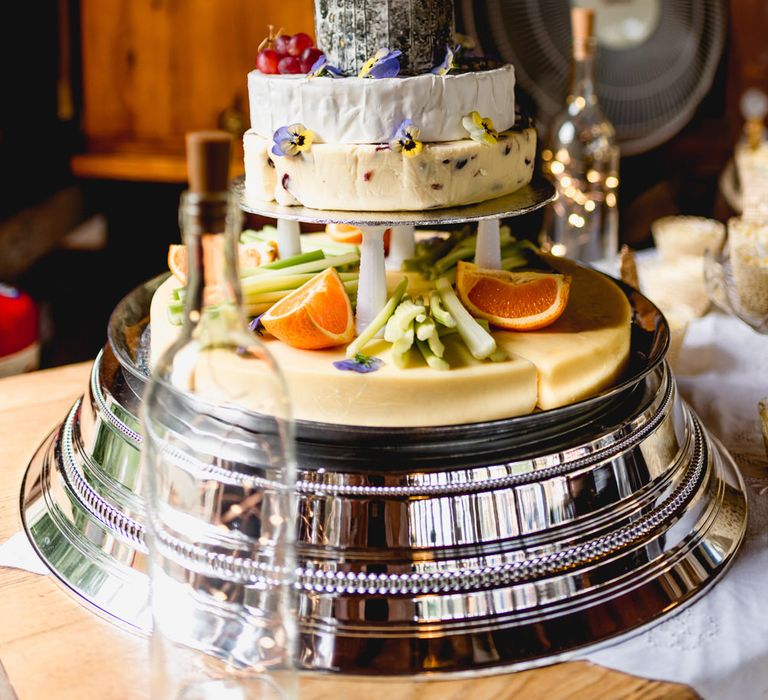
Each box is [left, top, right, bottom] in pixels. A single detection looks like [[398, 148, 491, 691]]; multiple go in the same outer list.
[[582, 311, 768, 699]]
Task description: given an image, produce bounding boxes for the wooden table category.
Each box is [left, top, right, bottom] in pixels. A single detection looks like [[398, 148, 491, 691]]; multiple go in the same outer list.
[[0, 363, 698, 699]]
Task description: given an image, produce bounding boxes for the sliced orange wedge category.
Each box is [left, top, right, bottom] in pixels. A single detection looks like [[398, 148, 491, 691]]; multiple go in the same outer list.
[[455, 261, 571, 331], [261, 267, 355, 349], [167, 241, 274, 284], [326, 224, 391, 253]]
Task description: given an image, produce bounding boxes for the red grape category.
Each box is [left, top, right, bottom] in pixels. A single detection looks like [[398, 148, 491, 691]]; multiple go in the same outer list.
[[301, 47, 323, 69], [274, 33, 292, 56], [278, 55, 302, 74], [257, 49, 279, 74], [288, 32, 314, 57]]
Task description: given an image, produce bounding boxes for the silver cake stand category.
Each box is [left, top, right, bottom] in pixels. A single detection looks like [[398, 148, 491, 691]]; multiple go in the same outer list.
[[234, 176, 556, 225], [20, 184, 748, 676]]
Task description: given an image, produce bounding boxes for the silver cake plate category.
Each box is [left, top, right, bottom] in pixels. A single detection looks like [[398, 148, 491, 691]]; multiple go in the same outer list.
[[19, 267, 748, 676], [233, 175, 556, 226]]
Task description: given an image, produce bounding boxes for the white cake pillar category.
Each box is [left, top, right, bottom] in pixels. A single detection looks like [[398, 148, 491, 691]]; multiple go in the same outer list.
[[385, 225, 415, 270], [356, 225, 388, 335], [275, 218, 302, 258], [475, 218, 502, 269]]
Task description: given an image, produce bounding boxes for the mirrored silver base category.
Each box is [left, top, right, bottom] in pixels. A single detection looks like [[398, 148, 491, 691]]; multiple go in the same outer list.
[[21, 344, 747, 675]]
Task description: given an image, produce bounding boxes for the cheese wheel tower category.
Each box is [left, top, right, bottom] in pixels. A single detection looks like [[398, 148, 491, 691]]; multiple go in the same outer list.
[[314, 0, 454, 76]]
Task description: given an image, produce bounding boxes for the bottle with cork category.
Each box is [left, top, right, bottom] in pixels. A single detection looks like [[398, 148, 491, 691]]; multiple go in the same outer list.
[[541, 6, 619, 265], [142, 131, 297, 699]]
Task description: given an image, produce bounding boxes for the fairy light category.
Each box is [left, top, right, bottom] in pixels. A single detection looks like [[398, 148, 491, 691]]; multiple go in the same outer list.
[[542, 148, 553, 161], [606, 175, 619, 189], [568, 213, 585, 228], [560, 176, 572, 188], [556, 148, 570, 164], [606, 193, 617, 207], [550, 160, 565, 175], [551, 243, 567, 256], [586, 169, 600, 183], [585, 199, 596, 212]]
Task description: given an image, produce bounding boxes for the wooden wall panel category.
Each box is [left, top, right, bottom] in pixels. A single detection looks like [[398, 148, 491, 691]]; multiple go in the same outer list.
[[77, 0, 314, 178]]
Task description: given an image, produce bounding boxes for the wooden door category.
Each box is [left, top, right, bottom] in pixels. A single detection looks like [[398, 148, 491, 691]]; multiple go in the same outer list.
[[73, 0, 314, 181]]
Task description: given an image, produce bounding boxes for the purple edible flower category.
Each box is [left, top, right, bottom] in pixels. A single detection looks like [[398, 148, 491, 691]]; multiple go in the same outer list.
[[271, 123, 314, 157], [310, 55, 345, 78], [333, 353, 384, 373], [359, 49, 402, 79], [431, 44, 460, 76], [248, 313, 266, 335]]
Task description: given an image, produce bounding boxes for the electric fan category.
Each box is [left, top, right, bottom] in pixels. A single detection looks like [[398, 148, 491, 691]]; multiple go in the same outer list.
[[458, 0, 726, 155]]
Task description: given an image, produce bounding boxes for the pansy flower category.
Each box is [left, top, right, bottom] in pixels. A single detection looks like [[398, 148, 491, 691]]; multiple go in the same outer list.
[[462, 111, 498, 145], [389, 119, 423, 157], [431, 44, 460, 76], [272, 123, 315, 157], [333, 352, 384, 373], [359, 48, 402, 79], [310, 54, 345, 78]]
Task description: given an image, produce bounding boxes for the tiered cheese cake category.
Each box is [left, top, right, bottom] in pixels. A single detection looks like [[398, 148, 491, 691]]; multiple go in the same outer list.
[[243, 0, 534, 211], [19, 0, 747, 679]]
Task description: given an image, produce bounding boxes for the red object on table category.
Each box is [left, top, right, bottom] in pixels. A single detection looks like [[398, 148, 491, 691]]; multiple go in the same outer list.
[[0, 283, 38, 358]]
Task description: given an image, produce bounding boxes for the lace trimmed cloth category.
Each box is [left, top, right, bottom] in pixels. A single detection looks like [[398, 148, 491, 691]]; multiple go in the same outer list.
[[583, 311, 768, 699]]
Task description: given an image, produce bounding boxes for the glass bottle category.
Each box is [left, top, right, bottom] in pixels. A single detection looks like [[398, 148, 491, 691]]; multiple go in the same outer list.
[[541, 6, 619, 264], [142, 131, 297, 700]]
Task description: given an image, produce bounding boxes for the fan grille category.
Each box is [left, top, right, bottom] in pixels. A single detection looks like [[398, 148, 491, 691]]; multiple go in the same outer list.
[[462, 0, 726, 155]]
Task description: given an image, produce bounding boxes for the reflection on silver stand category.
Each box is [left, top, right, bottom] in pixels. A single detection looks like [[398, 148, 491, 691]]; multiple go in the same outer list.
[[20, 267, 747, 675]]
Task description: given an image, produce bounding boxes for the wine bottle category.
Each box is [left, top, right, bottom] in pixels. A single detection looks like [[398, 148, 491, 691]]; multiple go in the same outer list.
[[142, 131, 297, 699], [542, 7, 619, 264]]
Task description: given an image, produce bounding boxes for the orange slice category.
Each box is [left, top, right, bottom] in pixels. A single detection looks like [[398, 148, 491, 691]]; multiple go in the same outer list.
[[261, 267, 355, 349], [167, 241, 275, 284], [326, 224, 391, 253], [455, 260, 571, 331]]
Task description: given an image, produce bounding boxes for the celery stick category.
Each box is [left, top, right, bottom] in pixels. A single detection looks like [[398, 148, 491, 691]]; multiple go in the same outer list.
[[391, 322, 415, 368], [501, 254, 528, 270], [242, 271, 357, 297], [167, 304, 184, 326], [416, 338, 449, 371], [427, 329, 445, 358], [383, 298, 426, 342], [245, 280, 358, 306], [246, 252, 358, 278], [345, 277, 408, 358], [260, 249, 324, 270], [489, 347, 509, 362], [416, 316, 435, 341], [242, 273, 317, 295], [435, 277, 496, 360], [429, 291, 456, 328], [241, 227, 277, 243], [244, 302, 273, 316], [432, 245, 475, 275]]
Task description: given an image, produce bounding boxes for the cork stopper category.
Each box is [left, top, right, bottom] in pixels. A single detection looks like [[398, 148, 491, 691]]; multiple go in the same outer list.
[[571, 7, 596, 60], [185, 130, 232, 194]]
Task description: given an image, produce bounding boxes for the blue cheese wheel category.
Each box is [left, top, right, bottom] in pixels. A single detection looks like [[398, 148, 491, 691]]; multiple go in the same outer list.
[[314, 0, 455, 76]]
